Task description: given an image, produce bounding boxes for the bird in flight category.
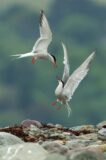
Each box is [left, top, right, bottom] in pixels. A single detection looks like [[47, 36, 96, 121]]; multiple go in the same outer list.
[[52, 43, 96, 117], [12, 10, 56, 67]]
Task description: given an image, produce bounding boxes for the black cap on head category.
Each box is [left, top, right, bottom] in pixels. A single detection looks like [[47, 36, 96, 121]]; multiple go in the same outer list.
[[61, 80, 64, 87], [51, 55, 56, 62], [103, 125, 106, 128], [56, 76, 64, 87]]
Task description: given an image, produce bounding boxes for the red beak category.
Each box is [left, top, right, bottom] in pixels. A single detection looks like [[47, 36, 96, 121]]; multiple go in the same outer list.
[[53, 62, 57, 67], [57, 77, 61, 81]]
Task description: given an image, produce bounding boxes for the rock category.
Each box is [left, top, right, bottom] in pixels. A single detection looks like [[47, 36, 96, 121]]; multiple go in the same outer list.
[[97, 144, 106, 152], [66, 139, 90, 149], [29, 125, 41, 134], [42, 142, 69, 156], [104, 152, 106, 160], [53, 140, 64, 145], [50, 133, 65, 139], [0, 132, 24, 146], [70, 125, 95, 133], [97, 121, 106, 129], [55, 124, 62, 128], [21, 119, 43, 128], [98, 126, 106, 140], [78, 133, 98, 141], [0, 121, 105, 160], [23, 124, 42, 136], [44, 153, 67, 160], [68, 148, 104, 160], [0, 143, 48, 160]]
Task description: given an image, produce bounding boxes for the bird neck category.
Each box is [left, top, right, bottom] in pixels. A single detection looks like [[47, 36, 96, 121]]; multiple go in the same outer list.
[[55, 81, 63, 96], [57, 81, 63, 91]]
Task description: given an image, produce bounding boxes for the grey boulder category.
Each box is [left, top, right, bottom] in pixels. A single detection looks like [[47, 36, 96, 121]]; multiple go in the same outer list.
[[0, 143, 48, 160], [43, 142, 69, 156], [68, 148, 104, 160], [0, 132, 23, 146]]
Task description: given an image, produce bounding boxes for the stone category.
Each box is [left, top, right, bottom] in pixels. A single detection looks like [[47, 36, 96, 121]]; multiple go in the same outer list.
[[53, 140, 64, 145], [78, 133, 98, 141], [44, 153, 67, 160], [66, 139, 90, 149], [104, 152, 106, 160], [97, 144, 106, 152], [68, 148, 104, 160], [0, 143, 48, 160], [23, 124, 41, 136], [98, 126, 106, 140], [21, 119, 43, 128], [42, 142, 69, 156], [50, 133, 65, 139], [0, 132, 24, 146], [0, 121, 105, 160], [55, 124, 62, 128], [71, 125, 95, 133], [96, 121, 106, 129]]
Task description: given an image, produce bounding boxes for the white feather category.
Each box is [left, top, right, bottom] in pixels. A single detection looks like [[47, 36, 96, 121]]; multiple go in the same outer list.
[[11, 10, 53, 60], [63, 51, 96, 100], [32, 10, 52, 53], [62, 42, 70, 84]]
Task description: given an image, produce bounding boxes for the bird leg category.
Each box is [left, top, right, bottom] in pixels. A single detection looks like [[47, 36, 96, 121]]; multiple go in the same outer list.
[[52, 101, 58, 106], [57, 104, 62, 110], [66, 103, 72, 117], [32, 57, 35, 64]]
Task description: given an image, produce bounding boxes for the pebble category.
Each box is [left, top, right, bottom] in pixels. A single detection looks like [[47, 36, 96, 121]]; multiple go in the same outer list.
[[98, 126, 106, 140], [53, 140, 64, 145], [78, 133, 98, 141], [66, 139, 90, 149], [55, 124, 62, 128], [50, 133, 65, 139], [21, 119, 43, 128], [71, 125, 95, 133]]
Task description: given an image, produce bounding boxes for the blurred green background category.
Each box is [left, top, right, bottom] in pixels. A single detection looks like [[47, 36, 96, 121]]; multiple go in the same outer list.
[[0, 0, 106, 127]]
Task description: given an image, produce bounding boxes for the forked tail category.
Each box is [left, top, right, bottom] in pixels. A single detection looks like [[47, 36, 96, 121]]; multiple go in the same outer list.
[[65, 102, 72, 117], [11, 52, 34, 59]]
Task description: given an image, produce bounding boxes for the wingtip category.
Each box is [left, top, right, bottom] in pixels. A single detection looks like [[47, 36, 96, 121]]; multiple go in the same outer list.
[[61, 41, 65, 47], [61, 41, 64, 45], [40, 10, 44, 26], [94, 48, 97, 54], [40, 10, 44, 14], [92, 49, 97, 57]]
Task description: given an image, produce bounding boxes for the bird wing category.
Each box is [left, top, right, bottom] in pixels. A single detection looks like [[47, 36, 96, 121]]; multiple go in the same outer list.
[[62, 51, 96, 100], [32, 10, 52, 53], [62, 43, 70, 84]]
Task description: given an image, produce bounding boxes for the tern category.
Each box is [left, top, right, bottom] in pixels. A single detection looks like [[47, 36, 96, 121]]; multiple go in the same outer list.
[[12, 10, 56, 67], [52, 43, 96, 117]]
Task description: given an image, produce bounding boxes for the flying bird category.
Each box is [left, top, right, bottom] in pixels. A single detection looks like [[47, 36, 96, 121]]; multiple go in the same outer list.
[[52, 43, 96, 117], [12, 10, 56, 67]]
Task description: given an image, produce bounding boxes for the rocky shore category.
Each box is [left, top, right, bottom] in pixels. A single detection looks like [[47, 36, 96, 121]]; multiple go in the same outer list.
[[0, 120, 106, 160]]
